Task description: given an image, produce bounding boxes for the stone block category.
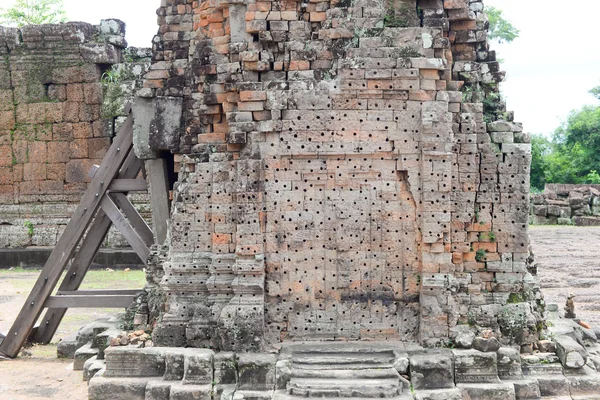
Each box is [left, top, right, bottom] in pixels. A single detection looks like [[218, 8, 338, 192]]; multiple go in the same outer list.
[[74, 342, 99, 371], [496, 347, 522, 379], [149, 97, 182, 152], [237, 353, 277, 391], [410, 351, 454, 390], [145, 381, 172, 400], [88, 377, 152, 400], [104, 347, 166, 378], [169, 383, 212, 400], [453, 349, 499, 384], [214, 352, 237, 385], [536, 375, 571, 397], [507, 379, 540, 400], [457, 383, 515, 400], [181, 349, 214, 385], [553, 335, 588, 369], [414, 388, 462, 400]]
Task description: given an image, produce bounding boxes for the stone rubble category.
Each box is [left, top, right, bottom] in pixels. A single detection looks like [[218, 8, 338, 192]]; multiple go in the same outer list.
[[530, 184, 600, 226]]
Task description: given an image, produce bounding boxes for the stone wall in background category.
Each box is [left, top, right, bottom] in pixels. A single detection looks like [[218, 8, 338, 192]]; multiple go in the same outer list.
[[530, 184, 600, 226], [0, 20, 151, 250]]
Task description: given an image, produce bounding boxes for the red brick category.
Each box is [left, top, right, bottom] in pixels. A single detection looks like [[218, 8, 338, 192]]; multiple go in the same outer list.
[[69, 139, 88, 159], [47, 163, 66, 181], [47, 142, 70, 163], [66, 84, 84, 102], [0, 167, 13, 185], [52, 123, 73, 141], [88, 138, 110, 159], [239, 91, 267, 101], [72, 122, 93, 139], [0, 145, 13, 166], [23, 163, 46, 181]]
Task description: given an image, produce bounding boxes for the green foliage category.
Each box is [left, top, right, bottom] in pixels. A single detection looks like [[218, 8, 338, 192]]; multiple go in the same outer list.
[[0, 0, 67, 27], [590, 86, 600, 101], [531, 98, 600, 189], [486, 6, 520, 44], [475, 249, 487, 262], [23, 220, 34, 236], [530, 134, 552, 190]]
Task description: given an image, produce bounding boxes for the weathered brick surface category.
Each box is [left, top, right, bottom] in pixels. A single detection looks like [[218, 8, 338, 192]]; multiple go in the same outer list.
[[140, 0, 542, 351], [0, 21, 152, 249]]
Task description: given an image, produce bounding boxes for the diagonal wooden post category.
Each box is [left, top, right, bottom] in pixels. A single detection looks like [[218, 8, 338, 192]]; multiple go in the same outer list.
[[30, 152, 142, 345], [0, 114, 134, 358]]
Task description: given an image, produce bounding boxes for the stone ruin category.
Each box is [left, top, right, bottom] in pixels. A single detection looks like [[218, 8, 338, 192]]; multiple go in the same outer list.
[[531, 184, 600, 226], [0, 20, 151, 258], [36, 0, 600, 399]]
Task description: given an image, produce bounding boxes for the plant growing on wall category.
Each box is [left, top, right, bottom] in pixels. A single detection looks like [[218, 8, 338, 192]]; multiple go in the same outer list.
[[0, 0, 67, 27]]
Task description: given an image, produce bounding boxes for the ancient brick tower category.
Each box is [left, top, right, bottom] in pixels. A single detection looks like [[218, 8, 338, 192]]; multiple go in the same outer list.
[[87, 1, 600, 399], [136, 0, 541, 353]]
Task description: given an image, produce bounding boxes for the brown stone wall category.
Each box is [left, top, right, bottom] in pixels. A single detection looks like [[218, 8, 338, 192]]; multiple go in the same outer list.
[[0, 21, 150, 249], [141, 0, 543, 351]]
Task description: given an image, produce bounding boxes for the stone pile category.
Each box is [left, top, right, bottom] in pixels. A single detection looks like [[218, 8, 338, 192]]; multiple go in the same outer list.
[[531, 184, 600, 226]]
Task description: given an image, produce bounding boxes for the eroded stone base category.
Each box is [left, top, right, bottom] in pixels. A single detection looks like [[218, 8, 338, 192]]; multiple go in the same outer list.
[[85, 338, 600, 400]]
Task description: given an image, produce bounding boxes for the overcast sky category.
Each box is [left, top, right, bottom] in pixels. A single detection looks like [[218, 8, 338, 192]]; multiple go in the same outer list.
[[2, 0, 599, 136]]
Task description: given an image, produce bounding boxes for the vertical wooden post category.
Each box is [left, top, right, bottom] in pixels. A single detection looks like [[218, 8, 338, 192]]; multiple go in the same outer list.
[[145, 158, 170, 245]]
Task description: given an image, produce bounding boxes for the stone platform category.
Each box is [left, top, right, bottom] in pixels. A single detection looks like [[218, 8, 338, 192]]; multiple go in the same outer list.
[[85, 337, 600, 400]]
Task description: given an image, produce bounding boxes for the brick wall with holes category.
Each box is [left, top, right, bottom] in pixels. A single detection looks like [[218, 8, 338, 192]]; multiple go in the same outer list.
[[146, 0, 543, 351]]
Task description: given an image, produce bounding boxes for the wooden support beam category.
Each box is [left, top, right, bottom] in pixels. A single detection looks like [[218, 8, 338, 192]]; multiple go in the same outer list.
[[145, 158, 170, 245], [101, 195, 151, 263], [0, 113, 134, 359], [111, 192, 154, 247], [30, 153, 142, 345], [56, 289, 142, 296], [45, 295, 136, 308], [108, 179, 148, 192]]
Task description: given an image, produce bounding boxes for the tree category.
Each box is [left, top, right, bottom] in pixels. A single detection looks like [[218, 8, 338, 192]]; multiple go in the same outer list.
[[532, 100, 600, 187], [590, 86, 600, 101], [0, 0, 67, 27], [486, 6, 520, 44], [530, 134, 551, 191]]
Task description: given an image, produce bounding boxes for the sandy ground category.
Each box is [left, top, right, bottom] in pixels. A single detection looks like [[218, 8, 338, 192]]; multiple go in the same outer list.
[[0, 270, 144, 400], [530, 225, 600, 327], [0, 226, 599, 399]]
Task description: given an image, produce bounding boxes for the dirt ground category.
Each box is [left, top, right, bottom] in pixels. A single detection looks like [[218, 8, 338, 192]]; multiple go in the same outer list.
[[530, 225, 600, 327], [0, 269, 145, 400], [1, 226, 600, 399]]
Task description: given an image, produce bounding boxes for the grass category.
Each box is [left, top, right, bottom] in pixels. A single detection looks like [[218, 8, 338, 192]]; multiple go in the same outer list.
[[0, 268, 146, 291]]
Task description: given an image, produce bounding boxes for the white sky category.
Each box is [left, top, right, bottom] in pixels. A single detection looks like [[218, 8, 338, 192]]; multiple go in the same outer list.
[[1, 0, 599, 136]]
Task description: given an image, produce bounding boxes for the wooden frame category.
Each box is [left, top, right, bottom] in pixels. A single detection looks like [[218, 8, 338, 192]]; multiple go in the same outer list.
[[0, 107, 166, 358]]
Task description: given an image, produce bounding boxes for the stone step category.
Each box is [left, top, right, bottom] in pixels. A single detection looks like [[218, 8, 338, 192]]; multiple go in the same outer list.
[[292, 353, 395, 366], [456, 383, 516, 400], [568, 374, 600, 400], [290, 366, 399, 380], [413, 388, 462, 400], [74, 342, 98, 371], [89, 376, 163, 400], [273, 390, 412, 400], [534, 375, 571, 398], [503, 379, 541, 400], [288, 377, 401, 398]]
